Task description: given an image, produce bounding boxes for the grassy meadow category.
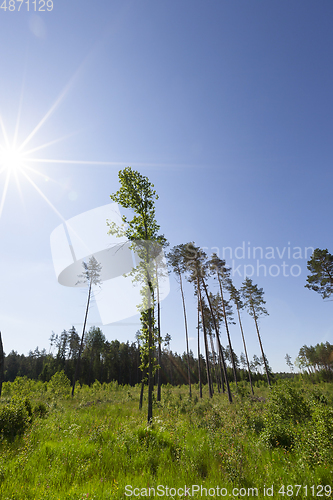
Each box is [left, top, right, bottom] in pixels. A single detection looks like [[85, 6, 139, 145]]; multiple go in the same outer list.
[[1, 374, 333, 499]]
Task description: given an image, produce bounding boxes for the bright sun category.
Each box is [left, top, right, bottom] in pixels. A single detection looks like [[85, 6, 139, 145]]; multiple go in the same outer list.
[[0, 145, 25, 172]]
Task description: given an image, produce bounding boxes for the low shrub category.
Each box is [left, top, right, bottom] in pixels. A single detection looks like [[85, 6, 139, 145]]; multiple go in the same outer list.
[[260, 382, 310, 449], [0, 396, 32, 439], [33, 401, 48, 418], [47, 370, 71, 398]]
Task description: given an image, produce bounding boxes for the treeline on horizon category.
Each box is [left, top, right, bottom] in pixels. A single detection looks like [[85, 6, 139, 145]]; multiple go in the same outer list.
[[2, 326, 333, 386], [2, 325, 277, 387]]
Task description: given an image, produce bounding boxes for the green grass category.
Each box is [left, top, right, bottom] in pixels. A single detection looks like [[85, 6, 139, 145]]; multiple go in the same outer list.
[[1, 377, 333, 499]]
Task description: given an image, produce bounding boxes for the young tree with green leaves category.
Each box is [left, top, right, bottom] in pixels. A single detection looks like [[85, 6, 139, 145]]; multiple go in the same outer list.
[[137, 309, 154, 411], [240, 277, 271, 386], [108, 167, 161, 423], [167, 243, 192, 398], [72, 255, 102, 397], [305, 248, 333, 299], [228, 282, 254, 395]]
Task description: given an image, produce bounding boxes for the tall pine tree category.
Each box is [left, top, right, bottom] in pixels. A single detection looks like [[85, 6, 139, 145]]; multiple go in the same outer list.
[[240, 277, 271, 386]]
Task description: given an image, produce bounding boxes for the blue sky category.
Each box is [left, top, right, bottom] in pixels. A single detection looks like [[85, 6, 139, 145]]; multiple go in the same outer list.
[[0, 0, 332, 372]]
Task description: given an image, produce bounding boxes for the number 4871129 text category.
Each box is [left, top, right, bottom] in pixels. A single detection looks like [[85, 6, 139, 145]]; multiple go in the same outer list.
[[0, 0, 53, 11]]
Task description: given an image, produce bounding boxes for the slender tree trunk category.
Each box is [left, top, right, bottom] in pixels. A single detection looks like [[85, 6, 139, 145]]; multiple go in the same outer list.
[[179, 272, 191, 398], [236, 305, 254, 395], [217, 274, 238, 388], [146, 271, 155, 422], [0, 332, 4, 398], [152, 260, 161, 400], [141, 225, 155, 422], [137, 340, 140, 385], [156, 270, 162, 402], [197, 278, 213, 398], [217, 340, 225, 393], [201, 278, 232, 403], [251, 305, 271, 386], [213, 318, 225, 393], [197, 296, 202, 398], [139, 372, 145, 410], [209, 332, 220, 393], [72, 280, 92, 397], [147, 303, 153, 421]]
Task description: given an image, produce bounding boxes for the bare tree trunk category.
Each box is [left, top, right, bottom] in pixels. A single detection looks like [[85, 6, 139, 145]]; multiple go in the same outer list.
[[201, 278, 232, 403], [236, 305, 254, 395], [154, 257, 163, 402], [217, 341, 225, 393], [217, 274, 238, 388], [209, 332, 220, 393], [252, 305, 271, 386], [147, 304, 154, 422], [197, 296, 202, 398], [179, 273, 191, 398], [156, 274, 162, 402], [197, 278, 213, 398], [72, 281, 92, 397]]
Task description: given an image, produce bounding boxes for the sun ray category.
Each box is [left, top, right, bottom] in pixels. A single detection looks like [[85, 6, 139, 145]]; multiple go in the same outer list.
[[13, 167, 26, 208], [0, 115, 10, 148], [0, 170, 11, 220], [23, 159, 183, 168], [23, 131, 79, 157], [20, 168, 67, 223], [24, 158, 128, 166], [18, 85, 74, 153], [13, 59, 28, 149], [18, 54, 91, 153], [23, 164, 64, 187], [20, 168, 94, 257]]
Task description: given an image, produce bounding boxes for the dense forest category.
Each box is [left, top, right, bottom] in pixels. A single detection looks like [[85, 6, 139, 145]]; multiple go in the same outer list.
[[2, 328, 333, 388], [1, 325, 276, 387]]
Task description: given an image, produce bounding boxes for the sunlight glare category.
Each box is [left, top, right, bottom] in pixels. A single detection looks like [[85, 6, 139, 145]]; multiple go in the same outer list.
[[0, 145, 25, 172]]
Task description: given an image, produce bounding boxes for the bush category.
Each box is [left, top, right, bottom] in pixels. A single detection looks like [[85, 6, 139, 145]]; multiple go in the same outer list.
[[261, 418, 296, 450], [265, 382, 310, 425], [260, 382, 310, 449], [298, 404, 333, 465], [8, 376, 33, 397], [47, 371, 71, 398], [0, 397, 32, 439], [33, 401, 48, 418]]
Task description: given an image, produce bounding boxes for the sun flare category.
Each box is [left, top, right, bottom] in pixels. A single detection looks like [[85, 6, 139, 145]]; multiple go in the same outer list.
[[0, 69, 124, 222], [0, 145, 26, 172]]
